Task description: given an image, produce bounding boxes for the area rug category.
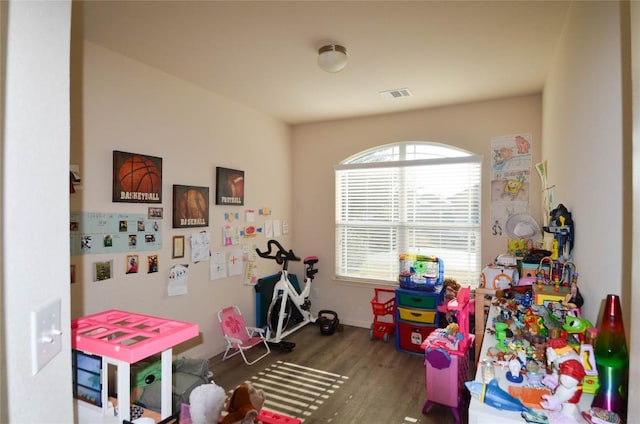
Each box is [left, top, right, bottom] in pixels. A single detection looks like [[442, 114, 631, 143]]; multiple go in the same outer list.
[[244, 360, 349, 422]]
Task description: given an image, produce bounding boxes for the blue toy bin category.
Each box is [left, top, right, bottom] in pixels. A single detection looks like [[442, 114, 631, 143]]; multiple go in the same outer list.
[[399, 275, 437, 291], [398, 254, 444, 292]]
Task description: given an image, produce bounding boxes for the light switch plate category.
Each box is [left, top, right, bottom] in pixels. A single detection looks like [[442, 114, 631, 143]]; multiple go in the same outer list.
[[31, 297, 62, 374]]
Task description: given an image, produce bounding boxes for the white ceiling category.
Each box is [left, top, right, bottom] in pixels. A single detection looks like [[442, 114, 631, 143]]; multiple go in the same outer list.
[[76, 1, 570, 125]]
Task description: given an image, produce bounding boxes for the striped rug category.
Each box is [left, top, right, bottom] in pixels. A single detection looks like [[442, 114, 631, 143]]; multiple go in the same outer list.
[[239, 360, 349, 422]]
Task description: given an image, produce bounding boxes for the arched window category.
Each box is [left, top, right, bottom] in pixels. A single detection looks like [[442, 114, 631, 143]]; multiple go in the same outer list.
[[335, 142, 482, 286]]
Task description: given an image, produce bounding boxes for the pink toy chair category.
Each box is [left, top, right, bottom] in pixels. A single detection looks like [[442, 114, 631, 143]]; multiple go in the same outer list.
[[218, 306, 270, 365]]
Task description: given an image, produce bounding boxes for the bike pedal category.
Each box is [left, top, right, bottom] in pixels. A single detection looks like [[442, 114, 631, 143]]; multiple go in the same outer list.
[[267, 341, 296, 351]]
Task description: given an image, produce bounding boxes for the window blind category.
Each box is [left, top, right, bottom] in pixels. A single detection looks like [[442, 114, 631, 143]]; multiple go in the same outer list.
[[336, 155, 482, 286]]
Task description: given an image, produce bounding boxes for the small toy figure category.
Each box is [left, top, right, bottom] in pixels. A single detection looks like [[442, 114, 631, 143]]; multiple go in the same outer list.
[[506, 358, 524, 383], [541, 358, 586, 413], [562, 274, 584, 310], [442, 278, 460, 324], [543, 204, 574, 261]]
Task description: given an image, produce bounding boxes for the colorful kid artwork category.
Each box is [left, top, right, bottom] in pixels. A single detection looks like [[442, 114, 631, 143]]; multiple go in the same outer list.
[[227, 249, 243, 276], [241, 226, 260, 238], [168, 264, 189, 296], [191, 232, 210, 262], [224, 212, 240, 223], [223, 225, 240, 246], [210, 251, 226, 280], [489, 133, 533, 236], [244, 261, 259, 285], [264, 220, 273, 238]]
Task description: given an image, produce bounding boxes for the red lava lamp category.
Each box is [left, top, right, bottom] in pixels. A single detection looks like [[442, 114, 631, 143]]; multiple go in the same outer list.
[[591, 294, 628, 421]]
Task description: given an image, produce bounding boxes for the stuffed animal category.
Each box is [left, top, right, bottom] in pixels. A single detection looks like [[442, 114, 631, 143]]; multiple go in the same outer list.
[[442, 278, 461, 324], [188, 383, 226, 424], [222, 382, 265, 424]]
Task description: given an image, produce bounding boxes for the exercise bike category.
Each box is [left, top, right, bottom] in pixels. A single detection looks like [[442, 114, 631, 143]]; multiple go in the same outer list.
[[256, 239, 318, 351]]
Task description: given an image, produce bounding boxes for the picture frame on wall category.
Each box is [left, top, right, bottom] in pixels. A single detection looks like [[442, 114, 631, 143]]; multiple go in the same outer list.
[[112, 150, 163, 203], [126, 254, 139, 274], [148, 207, 163, 219], [147, 255, 159, 273], [172, 235, 185, 259], [93, 260, 113, 282], [215, 167, 244, 206], [172, 185, 209, 228]]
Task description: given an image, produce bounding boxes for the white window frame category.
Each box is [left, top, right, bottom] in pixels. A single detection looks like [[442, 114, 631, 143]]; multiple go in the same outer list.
[[335, 142, 482, 287]]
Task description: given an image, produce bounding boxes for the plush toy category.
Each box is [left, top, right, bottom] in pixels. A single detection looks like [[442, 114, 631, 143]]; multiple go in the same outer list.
[[222, 382, 265, 424], [188, 383, 226, 424], [443, 278, 460, 302], [442, 278, 461, 324]]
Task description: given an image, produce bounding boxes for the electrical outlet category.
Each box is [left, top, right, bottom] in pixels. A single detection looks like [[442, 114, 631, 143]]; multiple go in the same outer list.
[[31, 297, 62, 374]]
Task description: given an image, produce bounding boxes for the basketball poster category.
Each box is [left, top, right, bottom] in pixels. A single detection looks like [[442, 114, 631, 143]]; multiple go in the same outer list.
[[113, 151, 163, 203], [215, 167, 245, 205], [173, 185, 210, 228]]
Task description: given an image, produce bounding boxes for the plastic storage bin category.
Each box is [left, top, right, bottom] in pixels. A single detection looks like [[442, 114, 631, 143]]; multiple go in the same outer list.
[[395, 287, 443, 355], [397, 307, 437, 324], [398, 254, 444, 291], [397, 321, 437, 354]]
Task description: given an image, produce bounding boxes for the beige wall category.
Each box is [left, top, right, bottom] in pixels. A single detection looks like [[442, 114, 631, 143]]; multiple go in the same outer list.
[[70, 41, 293, 360], [542, 1, 627, 329], [542, 0, 636, 415], [2, 1, 74, 422], [291, 95, 542, 327]]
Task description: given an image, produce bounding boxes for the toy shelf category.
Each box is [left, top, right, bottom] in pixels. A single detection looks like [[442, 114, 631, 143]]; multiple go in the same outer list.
[[72, 310, 199, 422]]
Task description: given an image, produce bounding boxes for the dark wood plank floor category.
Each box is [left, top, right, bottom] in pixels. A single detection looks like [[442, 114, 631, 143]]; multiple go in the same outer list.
[[208, 323, 471, 424]]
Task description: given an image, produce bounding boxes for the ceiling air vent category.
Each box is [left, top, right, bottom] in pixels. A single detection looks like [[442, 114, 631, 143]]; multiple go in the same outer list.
[[379, 88, 412, 99]]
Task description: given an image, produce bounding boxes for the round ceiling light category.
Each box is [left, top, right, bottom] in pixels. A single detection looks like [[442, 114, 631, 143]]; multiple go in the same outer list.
[[317, 44, 348, 73]]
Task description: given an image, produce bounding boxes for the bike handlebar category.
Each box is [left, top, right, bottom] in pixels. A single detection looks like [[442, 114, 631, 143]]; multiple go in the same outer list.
[[255, 239, 300, 265]]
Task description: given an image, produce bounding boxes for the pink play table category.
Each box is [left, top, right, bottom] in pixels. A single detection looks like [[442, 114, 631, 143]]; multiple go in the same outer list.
[[72, 310, 199, 422]]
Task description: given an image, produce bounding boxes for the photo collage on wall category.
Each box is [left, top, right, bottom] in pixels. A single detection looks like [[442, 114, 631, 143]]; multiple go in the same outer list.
[[71, 152, 288, 288]]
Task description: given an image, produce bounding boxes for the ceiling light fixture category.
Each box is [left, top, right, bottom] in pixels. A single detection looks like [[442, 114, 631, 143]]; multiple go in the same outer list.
[[318, 44, 348, 73]]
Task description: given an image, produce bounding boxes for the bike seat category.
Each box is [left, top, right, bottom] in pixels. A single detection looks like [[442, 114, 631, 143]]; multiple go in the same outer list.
[[304, 256, 319, 266]]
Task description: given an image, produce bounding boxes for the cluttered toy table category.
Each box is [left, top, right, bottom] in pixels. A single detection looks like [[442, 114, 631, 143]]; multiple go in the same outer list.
[[467, 296, 597, 424], [71, 310, 199, 422]]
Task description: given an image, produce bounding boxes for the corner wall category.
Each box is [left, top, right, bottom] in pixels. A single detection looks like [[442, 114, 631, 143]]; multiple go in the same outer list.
[[291, 95, 542, 327], [542, 1, 627, 327]]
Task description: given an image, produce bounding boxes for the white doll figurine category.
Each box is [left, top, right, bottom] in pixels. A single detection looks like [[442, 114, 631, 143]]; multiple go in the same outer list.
[[540, 358, 586, 413], [506, 358, 524, 383]]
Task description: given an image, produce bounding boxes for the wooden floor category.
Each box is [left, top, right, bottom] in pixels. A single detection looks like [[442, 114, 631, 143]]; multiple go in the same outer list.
[[208, 323, 472, 424]]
